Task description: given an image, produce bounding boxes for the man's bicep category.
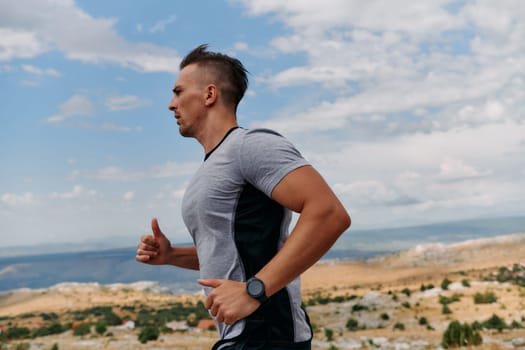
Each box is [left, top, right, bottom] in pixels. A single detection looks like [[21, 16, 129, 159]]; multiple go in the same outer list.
[[271, 165, 333, 213]]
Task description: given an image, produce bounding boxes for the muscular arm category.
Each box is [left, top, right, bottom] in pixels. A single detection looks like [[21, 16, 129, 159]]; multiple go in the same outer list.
[[258, 165, 351, 296], [199, 165, 350, 325], [136, 218, 200, 271], [163, 245, 200, 270]]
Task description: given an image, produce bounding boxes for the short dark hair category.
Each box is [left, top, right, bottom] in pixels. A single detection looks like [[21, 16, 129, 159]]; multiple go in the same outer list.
[[180, 44, 249, 111]]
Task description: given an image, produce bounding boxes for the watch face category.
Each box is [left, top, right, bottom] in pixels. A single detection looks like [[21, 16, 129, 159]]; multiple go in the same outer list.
[[247, 279, 264, 297]]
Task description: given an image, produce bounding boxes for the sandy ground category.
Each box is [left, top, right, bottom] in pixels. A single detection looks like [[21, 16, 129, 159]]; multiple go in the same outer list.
[[1, 233, 525, 349], [302, 233, 525, 293]]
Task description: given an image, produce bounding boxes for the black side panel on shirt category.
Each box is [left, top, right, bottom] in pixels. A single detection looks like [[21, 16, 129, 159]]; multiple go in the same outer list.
[[233, 183, 296, 344]]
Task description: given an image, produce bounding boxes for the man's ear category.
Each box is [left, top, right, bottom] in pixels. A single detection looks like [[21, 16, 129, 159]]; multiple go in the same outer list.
[[204, 84, 218, 106]]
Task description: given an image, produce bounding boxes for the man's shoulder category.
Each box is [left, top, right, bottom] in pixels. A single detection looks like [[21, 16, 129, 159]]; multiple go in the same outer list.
[[243, 127, 283, 137], [237, 128, 288, 144]]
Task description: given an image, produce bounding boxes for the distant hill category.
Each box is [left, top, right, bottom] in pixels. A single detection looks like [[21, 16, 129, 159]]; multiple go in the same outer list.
[[0, 248, 200, 292], [0, 215, 523, 292], [336, 215, 525, 252], [0, 246, 383, 293]]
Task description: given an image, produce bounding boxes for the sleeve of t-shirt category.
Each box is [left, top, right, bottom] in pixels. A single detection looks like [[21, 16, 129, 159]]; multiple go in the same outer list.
[[239, 128, 310, 197]]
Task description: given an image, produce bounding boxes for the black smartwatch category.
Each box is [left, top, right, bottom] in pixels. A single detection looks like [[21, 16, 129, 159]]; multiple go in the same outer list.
[[246, 277, 269, 305]]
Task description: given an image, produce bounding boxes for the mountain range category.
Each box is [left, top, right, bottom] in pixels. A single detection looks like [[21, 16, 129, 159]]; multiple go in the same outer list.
[[0, 215, 523, 292]]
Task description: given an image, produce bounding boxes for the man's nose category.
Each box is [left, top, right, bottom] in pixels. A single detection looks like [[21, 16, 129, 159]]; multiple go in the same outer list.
[[168, 96, 176, 111]]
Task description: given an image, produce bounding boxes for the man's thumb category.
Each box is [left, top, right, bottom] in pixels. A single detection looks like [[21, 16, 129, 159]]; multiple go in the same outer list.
[[151, 217, 164, 238], [198, 279, 222, 288]]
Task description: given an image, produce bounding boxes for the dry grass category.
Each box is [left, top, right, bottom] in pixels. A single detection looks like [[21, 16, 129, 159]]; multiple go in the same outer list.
[[2, 233, 525, 349]]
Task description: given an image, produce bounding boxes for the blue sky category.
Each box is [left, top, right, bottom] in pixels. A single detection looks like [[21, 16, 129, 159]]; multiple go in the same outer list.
[[1, 0, 524, 248]]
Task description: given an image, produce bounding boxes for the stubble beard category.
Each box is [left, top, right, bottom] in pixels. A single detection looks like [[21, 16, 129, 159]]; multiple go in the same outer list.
[[178, 123, 195, 138]]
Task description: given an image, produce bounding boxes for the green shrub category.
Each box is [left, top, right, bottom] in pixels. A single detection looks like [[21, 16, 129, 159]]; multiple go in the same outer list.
[[496, 266, 511, 283], [401, 288, 411, 296], [5, 326, 31, 340], [420, 283, 435, 291], [442, 304, 452, 314], [471, 321, 482, 330], [351, 304, 368, 312], [461, 279, 470, 287], [393, 322, 405, 331], [419, 317, 428, 326], [95, 320, 107, 335], [441, 278, 452, 290], [103, 311, 122, 326], [135, 309, 155, 327], [40, 312, 59, 321], [73, 323, 91, 336], [138, 325, 159, 344], [31, 322, 66, 338], [482, 314, 507, 332], [14, 343, 30, 350], [474, 291, 497, 304], [305, 292, 356, 306], [439, 293, 461, 305], [346, 318, 359, 331], [380, 313, 390, 321], [324, 328, 334, 341], [442, 320, 482, 348], [186, 312, 199, 327]]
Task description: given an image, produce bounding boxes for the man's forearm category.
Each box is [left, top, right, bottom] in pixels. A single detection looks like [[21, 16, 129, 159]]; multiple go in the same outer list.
[[168, 245, 200, 270], [256, 198, 350, 297]]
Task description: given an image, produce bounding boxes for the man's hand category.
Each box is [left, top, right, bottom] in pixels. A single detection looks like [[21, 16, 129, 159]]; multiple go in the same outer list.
[[136, 218, 172, 265], [198, 278, 260, 325]]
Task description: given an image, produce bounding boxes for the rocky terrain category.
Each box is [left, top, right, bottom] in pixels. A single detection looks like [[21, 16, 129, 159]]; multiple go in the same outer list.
[[1, 233, 525, 349]]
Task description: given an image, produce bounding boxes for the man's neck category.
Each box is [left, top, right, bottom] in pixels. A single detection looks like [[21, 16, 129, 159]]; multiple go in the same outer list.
[[197, 118, 238, 154]]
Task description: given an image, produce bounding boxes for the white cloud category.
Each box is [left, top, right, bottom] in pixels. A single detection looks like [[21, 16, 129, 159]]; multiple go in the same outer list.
[[299, 120, 525, 228], [100, 123, 131, 133], [68, 161, 200, 182], [46, 115, 66, 123], [123, 191, 135, 201], [239, 1, 460, 34], [149, 15, 177, 33], [241, 0, 525, 139], [0, 28, 49, 61], [46, 95, 96, 124], [334, 181, 413, 207], [105, 95, 150, 111], [60, 95, 95, 116], [51, 185, 97, 200], [172, 187, 186, 200], [21, 64, 60, 77], [234, 42, 249, 51], [1, 192, 37, 207], [438, 157, 488, 180], [0, 0, 181, 72]]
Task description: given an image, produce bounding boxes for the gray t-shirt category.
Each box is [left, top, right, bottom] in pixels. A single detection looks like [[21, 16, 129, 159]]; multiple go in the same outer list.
[[181, 128, 312, 346]]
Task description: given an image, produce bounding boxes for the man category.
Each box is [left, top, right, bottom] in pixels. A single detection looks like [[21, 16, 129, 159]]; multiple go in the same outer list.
[[136, 44, 350, 350]]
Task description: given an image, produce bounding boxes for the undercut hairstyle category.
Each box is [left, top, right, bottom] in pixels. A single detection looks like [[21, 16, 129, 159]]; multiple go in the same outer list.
[[180, 44, 249, 111]]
